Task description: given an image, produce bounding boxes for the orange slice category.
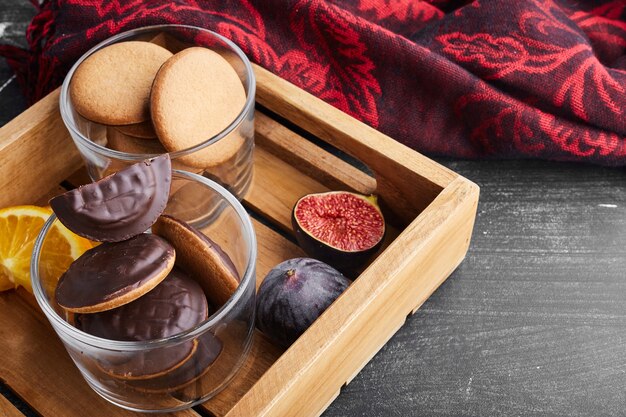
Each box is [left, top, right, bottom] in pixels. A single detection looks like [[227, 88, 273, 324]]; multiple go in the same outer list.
[[0, 205, 92, 293]]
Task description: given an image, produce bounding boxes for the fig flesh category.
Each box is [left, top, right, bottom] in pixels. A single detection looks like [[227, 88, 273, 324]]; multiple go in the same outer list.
[[292, 191, 385, 276], [50, 154, 171, 242], [256, 257, 350, 347]]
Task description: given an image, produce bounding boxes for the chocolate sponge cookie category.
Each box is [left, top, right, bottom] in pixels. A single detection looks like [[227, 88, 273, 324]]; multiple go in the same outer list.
[[75, 267, 209, 379], [55, 233, 176, 313], [152, 215, 240, 308], [50, 154, 172, 242]]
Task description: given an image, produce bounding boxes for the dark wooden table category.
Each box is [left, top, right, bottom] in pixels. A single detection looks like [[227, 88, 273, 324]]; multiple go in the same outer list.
[[2, 3, 625, 417]]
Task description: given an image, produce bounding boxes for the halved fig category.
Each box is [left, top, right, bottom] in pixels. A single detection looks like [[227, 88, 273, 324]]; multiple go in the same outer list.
[[49, 154, 171, 242], [291, 191, 385, 276]]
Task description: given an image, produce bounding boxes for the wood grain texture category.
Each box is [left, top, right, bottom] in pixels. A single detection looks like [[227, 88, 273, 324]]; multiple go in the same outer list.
[[60, 166, 307, 292], [253, 219, 306, 288], [0, 88, 83, 208], [200, 332, 283, 417], [57, 163, 302, 417], [254, 64, 457, 226], [255, 111, 377, 195], [0, 75, 475, 417], [0, 394, 25, 417], [18, 161, 304, 417], [246, 145, 328, 233], [247, 143, 401, 261], [0, 293, 200, 417], [225, 178, 478, 417], [7, 6, 623, 417]]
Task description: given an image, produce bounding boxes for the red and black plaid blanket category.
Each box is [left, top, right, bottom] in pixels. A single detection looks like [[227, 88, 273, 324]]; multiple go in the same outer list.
[[2, 0, 625, 165]]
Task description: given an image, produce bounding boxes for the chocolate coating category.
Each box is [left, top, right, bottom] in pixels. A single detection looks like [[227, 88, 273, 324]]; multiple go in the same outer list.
[[168, 215, 240, 282], [152, 215, 240, 308], [94, 340, 198, 380], [75, 267, 209, 379], [75, 267, 208, 340], [55, 233, 175, 311], [50, 154, 171, 242], [127, 332, 223, 392]]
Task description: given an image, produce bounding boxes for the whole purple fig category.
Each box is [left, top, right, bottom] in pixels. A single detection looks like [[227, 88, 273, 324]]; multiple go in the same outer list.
[[256, 258, 351, 347]]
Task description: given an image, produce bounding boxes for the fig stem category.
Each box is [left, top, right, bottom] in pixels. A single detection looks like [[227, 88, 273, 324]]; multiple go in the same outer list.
[[366, 194, 379, 207], [286, 269, 296, 279]]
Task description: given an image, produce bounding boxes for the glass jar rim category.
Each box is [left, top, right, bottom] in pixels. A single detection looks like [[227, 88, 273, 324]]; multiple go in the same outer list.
[[59, 24, 256, 162], [30, 170, 257, 350]]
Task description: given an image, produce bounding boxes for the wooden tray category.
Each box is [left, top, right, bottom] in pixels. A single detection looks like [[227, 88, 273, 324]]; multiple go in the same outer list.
[[0, 65, 479, 417]]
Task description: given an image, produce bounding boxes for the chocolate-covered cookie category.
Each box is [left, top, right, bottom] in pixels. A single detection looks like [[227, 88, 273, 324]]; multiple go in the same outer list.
[[75, 267, 209, 379], [56, 233, 175, 313], [152, 215, 240, 308], [50, 154, 171, 242], [126, 332, 223, 392]]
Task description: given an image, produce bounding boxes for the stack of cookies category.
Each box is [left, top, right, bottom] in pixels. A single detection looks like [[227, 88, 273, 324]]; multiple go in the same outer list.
[[50, 155, 241, 392], [70, 39, 247, 175]]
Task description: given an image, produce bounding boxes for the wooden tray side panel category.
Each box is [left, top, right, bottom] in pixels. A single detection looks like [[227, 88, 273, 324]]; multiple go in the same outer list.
[[0, 89, 82, 208], [253, 64, 458, 224], [0, 69, 480, 417], [0, 293, 200, 417], [255, 111, 377, 195], [0, 395, 25, 417], [0, 168, 299, 417], [225, 177, 479, 417]]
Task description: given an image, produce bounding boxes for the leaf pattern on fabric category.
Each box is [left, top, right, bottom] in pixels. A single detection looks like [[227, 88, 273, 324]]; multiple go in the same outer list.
[[436, 0, 625, 161], [455, 91, 546, 156], [356, 0, 443, 23], [2, 0, 626, 165], [455, 86, 626, 162], [289, 0, 381, 126], [215, 22, 278, 68], [539, 114, 626, 158]]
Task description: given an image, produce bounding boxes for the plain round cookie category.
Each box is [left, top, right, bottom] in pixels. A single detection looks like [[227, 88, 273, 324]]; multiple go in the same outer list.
[[107, 126, 167, 154], [106, 127, 205, 175], [114, 120, 158, 139], [70, 41, 173, 125], [150, 47, 246, 168]]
